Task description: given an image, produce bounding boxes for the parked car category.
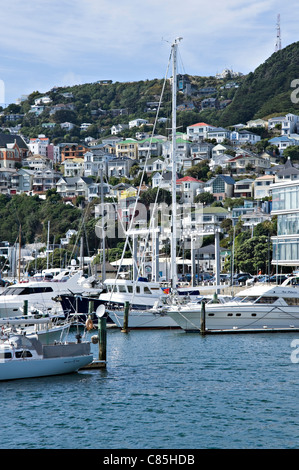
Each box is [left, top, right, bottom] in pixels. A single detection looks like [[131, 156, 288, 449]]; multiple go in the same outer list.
[[269, 274, 288, 284]]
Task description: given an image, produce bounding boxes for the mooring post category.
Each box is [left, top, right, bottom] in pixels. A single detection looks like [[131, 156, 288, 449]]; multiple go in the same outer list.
[[121, 301, 130, 333], [23, 300, 28, 316], [98, 314, 107, 364], [200, 300, 206, 335]]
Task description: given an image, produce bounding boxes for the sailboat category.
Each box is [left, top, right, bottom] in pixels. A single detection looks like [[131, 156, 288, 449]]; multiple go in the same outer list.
[[106, 38, 186, 329]]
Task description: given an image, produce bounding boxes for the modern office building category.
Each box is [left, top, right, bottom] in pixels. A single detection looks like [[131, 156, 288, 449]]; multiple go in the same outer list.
[[271, 160, 299, 267]]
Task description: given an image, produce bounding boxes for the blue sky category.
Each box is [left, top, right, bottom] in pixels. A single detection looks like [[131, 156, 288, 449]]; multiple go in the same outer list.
[[0, 0, 298, 106]]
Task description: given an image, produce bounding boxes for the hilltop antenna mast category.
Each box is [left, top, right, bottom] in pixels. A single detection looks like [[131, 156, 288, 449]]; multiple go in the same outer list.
[[275, 14, 281, 52]]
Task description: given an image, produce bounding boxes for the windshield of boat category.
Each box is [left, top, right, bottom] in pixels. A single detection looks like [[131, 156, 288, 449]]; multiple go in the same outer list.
[[1, 286, 54, 296], [239, 295, 278, 304]]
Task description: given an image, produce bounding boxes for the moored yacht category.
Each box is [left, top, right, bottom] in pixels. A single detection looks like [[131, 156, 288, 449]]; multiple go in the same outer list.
[[164, 284, 299, 332], [0, 328, 93, 381], [0, 270, 101, 319]]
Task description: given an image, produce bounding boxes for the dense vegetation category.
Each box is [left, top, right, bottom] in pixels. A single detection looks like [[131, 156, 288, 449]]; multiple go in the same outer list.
[[218, 41, 299, 126]]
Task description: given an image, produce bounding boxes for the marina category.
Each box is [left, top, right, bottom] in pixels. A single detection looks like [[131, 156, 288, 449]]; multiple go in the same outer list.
[[1, 327, 299, 449], [0, 35, 299, 452]]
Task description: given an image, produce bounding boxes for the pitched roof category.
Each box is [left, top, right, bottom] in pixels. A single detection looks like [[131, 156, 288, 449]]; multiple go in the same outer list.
[[189, 122, 213, 128], [176, 176, 203, 183], [0, 133, 28, 150]]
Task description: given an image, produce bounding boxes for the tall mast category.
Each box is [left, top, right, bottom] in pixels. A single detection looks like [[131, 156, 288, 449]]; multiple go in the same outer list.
[[170, 37, 182, 291]]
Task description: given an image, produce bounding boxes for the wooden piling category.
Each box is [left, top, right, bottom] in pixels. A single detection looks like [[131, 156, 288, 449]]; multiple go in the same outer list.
[[98, 314, 107, 363], [121, 301, 130, 333], [200, 301, 206, 335]]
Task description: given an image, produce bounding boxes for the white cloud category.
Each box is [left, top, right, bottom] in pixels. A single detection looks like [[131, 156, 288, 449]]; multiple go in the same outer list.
[[0, 0, 298, 103]]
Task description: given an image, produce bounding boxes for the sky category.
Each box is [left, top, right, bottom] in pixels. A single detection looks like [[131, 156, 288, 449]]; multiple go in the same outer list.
[[0, 0, 298, 106]]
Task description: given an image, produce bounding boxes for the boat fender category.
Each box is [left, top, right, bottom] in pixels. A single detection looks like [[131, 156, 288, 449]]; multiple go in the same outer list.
[[91, 335, 99, 344], [85, 317, 94, 331]]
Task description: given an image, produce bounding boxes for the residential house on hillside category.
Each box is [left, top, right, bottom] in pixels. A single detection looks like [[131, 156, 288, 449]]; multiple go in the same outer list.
[[0, 140, 22, 169], [246, 118, 268, 128], [115, 139, 138, 160], [209, 153, 232, 171], [227, 152, 271, 175], [129, 119, 148, 129], [186, 122, 216, 141], [207, 127, 231, 143], [189, 141, 213, 161], [152, 171, 172, 191], [110, 124, 129, 135], [230, 130, 261, 144], [60, 122, 75, 131], [107, 157, 134, 178], [253, 175, 275, 199], [182, 206, 230, 234], [274, 158, 299, 182], [137, 138, 163, 160], [176, 176, 204, 203], [23, 154, 52, 171], [268, 113, 299, 135], [32, 169, 61, 194], [162, 138, 190, 170], [268, 135, 299, 154], [212, 144, 234, 158], [60, 229, 78, 246], [62, 158, 85, 177], [56, 176, 94, 199], [0, 168, 15, 193], [84, 149, 114, 177], [88, 182, 110, 201], [234, 178, 254, 198], [0, 134, 29, 160], [144, 157, 165, 174], [204, 174, 235, 201], [59, 143, 89, 162], [10, 168, 34, 193]]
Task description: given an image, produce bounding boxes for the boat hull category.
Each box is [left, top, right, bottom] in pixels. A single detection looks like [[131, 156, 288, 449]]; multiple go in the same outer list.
[[107, 309, 180, 329], [166, 303, 299, 332], [0, 354, 93, 381]]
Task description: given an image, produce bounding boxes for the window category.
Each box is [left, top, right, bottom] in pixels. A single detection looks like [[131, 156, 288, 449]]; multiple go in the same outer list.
[[284, 297, 299, 306], [15, 350, 33, 358], [144, 287, 152, 295], [0, 352, 12, 359]]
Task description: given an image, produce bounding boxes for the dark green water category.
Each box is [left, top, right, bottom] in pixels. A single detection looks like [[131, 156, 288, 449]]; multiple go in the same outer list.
[[1, 329, 299, 449]]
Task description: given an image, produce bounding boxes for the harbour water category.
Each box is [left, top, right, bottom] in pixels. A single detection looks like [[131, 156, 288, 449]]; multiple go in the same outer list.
[[1, 327, 299, 449]]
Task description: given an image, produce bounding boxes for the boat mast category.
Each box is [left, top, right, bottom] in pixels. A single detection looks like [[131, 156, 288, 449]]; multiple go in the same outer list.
[[170, 37, 182, 291]]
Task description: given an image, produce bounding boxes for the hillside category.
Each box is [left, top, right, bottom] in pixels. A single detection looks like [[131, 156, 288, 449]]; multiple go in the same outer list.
[[217, 41, 299, 126], [1, 41, 299, 139]]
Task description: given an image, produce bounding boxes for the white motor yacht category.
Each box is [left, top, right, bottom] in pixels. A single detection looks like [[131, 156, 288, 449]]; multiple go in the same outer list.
[[165, 284, 299, 332]]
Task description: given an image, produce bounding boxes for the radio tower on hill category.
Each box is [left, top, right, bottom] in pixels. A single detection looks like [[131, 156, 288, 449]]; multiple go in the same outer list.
[[275, 14, 282, 52]]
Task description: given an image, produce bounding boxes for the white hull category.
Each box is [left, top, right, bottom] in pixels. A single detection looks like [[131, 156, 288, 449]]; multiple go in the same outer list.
[[167, 303, 299, 331], [108, 309, 179, 329], [0, 354, 93, 381]]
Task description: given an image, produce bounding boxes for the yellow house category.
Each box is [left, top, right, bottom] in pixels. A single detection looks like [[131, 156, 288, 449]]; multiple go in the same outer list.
[[116, 139, 139, 160]]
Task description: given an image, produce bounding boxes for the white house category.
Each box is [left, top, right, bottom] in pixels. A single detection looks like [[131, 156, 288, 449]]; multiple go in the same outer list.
[[230, 130, 261, 144], [268, 113, 299, 135], [176, 176, 204, 203], [110, 124, 129, 135], [253, 175, 275, 199], [206, 127, 231, 143], [186, 122, 216, 141], [129, 119, 148, 129]]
